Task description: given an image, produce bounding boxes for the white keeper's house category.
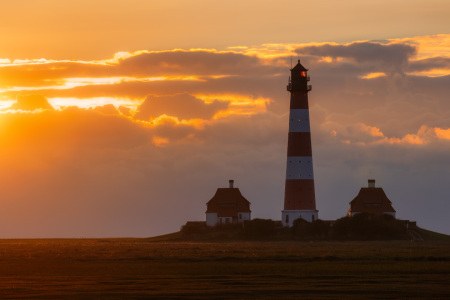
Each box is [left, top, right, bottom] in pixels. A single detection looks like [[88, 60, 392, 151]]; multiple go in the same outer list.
[[348, 179, 396, 217], [205, 180, 251, 226]]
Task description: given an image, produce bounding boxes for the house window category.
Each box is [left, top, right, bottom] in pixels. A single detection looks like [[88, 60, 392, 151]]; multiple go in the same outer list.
[[285, 214, 289, 224], [239, 214, 242, 220]]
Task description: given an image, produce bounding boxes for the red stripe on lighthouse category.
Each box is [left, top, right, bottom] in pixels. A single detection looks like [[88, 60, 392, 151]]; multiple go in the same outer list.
[[287, 132, 313, 156], [290, 93, 309, 109], [284, 180, 316, 210]]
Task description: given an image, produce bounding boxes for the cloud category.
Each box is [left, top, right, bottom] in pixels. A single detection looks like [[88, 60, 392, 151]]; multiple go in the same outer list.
[[0, 36, 447, 122], [0, 35, 449, 237], [134, 93, 229, 121], [434, 127, 450, 140], [0, 49, 281, 91], [116, 50, 282, 76], [93, 104, 121, 115], [319, 120, 450, 146], [118, 105, 132, 116], [296, 41, 416, 75], [0, 104, 288, 237], [408, 57, 450, 72], [0, 93, 449, 237], [4, 94, 54, 111]]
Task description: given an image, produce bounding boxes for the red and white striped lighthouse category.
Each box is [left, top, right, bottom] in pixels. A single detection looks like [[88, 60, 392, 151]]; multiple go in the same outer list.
[[282, 60, 318, 226]]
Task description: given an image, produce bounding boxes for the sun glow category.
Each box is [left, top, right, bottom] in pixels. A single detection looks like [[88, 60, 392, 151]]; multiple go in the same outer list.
[[0, 76, 207, 94], [63, 76, 205, 88], [48, 97, 141, 110], [0, 100, 16, 110]]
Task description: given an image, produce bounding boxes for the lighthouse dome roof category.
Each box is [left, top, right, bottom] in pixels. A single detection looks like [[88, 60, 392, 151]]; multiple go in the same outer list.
[[291, 60, 308, 71]]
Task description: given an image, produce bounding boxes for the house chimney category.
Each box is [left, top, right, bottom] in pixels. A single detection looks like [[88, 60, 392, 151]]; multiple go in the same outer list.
[[229, 180, 234, 188], [368, 179, 375, 188]]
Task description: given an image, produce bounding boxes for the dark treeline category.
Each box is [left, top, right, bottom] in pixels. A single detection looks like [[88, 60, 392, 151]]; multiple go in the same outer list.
[[180, 213, 411, 241]]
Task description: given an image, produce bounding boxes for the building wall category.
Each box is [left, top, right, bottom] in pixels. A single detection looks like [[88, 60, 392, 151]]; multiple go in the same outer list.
[[281, 210, 318, 227], [206, 212, 251, 226], [384, 212, 396, 218], [218, 217, 233, 224], [350, 211, 396, 218], [238, 212, 251, 223], [206, 213, 218, 226]]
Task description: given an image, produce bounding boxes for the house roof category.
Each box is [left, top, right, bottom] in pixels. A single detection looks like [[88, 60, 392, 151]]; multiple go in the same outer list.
[[206, 188, 251, 217], [348, 187, 396, 215]]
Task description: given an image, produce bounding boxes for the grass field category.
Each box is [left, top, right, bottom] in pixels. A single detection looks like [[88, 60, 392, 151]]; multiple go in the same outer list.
[[0, 239, 449, 299]]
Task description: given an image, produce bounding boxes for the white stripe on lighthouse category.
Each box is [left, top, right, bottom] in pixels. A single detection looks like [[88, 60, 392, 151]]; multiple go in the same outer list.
[[286, 156, 314, 179], [288, 109, 311, 132]]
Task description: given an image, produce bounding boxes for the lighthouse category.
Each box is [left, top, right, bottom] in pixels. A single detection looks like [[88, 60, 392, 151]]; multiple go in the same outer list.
[[282, 60, 318, 226]]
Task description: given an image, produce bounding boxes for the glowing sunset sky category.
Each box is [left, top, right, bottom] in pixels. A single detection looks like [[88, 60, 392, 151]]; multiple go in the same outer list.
[[0, 0, 449, 237]]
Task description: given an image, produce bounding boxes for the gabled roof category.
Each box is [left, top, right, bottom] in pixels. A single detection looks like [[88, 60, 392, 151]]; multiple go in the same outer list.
[[206, 188, 251, 217], [349, 187, 396, 215], [291, 60, 308, 71]]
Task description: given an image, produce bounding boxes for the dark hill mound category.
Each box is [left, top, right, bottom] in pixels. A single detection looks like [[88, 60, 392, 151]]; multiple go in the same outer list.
[[149, 215, 450, 242]]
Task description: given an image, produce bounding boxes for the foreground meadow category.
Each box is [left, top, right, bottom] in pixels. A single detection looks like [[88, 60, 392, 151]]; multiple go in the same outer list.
[[0, 239, 449, 299]]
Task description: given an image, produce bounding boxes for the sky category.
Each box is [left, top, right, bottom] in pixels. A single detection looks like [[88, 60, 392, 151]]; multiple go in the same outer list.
[[0, 0, 449, 237]]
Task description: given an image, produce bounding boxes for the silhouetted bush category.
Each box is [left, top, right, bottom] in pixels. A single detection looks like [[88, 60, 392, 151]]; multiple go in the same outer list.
[[180, 214, 408, 241], [331, 213, 407, 240], [210, 224, 243, 240], [243, 219, 277, 239], [181, 222, 244, 240], [180, 222, 208, 238], [292, 218, 331, 239], [292, 218, 312, 238], [310, 219, 332, 238]]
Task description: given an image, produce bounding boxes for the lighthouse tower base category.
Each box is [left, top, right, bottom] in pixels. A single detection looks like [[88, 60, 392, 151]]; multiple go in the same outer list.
[[282, 210, 318, 227]]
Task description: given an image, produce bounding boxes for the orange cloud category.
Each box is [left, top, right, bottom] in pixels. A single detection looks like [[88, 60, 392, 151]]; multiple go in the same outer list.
[[434, 127, 450, 140], [380, 134, 425, 145], [152, 136, 169, 147], [334, 124, 450, 146], [357, 123, 385, 137], [195, 94, 270, 118], [0, 34, 448, 117], [48, 97, 141, 110], [394, 34, 450, 60], [148, 114, 207, 130], [360, 72, 387, 79], [135, 93, 228, 122], [3, 94, 54, 112], [361, 125, 450, 145]]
